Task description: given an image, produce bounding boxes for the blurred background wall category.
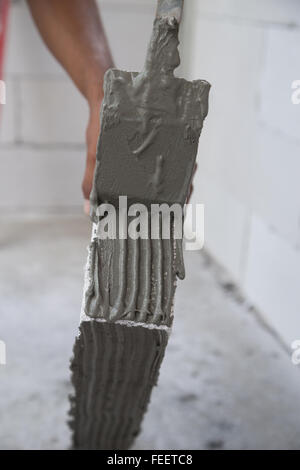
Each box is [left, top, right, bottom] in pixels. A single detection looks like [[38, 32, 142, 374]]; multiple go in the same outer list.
[[0, 0, 156, 212], [1, 0, 300, 346], [179, 0, 300, 346]]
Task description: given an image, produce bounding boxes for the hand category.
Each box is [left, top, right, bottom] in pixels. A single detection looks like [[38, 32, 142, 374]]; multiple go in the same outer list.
[[82, 100, 102, 215]]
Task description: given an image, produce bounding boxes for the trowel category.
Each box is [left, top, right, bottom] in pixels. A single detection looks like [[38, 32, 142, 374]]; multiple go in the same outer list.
[[69, 0, 210, 450]]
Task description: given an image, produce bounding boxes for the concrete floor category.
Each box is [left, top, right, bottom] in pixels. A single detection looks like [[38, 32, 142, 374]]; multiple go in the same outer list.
[[0, 214, 300, 450]]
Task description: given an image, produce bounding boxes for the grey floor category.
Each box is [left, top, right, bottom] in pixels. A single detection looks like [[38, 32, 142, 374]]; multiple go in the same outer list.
[[0, 215, 300, 450]]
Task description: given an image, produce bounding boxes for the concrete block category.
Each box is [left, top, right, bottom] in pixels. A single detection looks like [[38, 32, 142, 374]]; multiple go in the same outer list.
[[251, 125, 300, 247], [193, 172, 248, 281], [20, 79, 88, 145], [259, 28, 300, 141], [244, 215, 300, 345], [188, 0, 300, 26]]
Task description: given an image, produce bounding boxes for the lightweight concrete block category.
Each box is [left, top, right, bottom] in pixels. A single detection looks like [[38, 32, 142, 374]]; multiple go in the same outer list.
[[187, 0, 300, 26], [243, 215, 300, 345], [251, 126, 300, 247], [194, 172, 248, 281], [259, 28, 300, 141]]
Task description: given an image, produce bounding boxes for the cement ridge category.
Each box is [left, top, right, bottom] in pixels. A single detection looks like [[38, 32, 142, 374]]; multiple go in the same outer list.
[[70, 321, 169, 449]]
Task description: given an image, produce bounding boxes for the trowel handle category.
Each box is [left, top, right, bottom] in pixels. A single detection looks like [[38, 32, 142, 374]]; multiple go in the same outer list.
[[156, 0, 184, 24]]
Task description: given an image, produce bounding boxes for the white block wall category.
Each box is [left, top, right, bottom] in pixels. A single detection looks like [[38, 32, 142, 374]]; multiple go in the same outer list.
[[1, 0, 299, 345], [180, 0, 300, 345]]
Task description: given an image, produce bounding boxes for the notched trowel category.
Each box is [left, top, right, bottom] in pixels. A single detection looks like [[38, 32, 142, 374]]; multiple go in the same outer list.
[[70, 0, 210, 450]]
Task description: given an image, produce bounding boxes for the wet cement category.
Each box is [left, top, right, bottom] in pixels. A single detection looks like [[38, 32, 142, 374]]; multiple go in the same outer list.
[[70, 8, 210, 450], [2, 216, 300, 450], [70, 322, 168, 450], [83, 218, 178, 326]]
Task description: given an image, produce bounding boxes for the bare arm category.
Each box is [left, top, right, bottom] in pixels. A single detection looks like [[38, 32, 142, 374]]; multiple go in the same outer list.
[[27, 0, 114, 209]]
